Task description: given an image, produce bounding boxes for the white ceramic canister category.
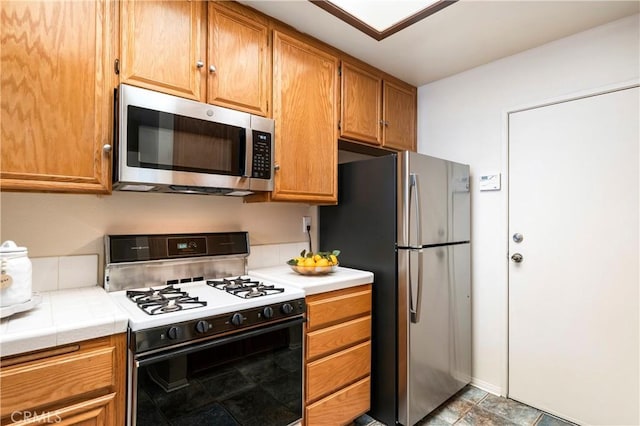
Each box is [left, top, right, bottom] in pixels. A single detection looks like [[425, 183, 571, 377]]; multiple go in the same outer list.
[[0, 241, 32, 307]]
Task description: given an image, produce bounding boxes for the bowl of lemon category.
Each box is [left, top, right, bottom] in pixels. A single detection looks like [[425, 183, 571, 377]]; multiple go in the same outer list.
[[287, 250, 340, 276]]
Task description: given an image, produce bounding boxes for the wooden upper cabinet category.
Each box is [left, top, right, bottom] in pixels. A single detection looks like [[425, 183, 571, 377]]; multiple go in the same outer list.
[[0, 0, 115, 193], [120, 0, 205, 100], [272, 31, 338, 203], [382, 80, 417, 151], [340, 60, 417, 151], [340, 61, 382, 145], [207, 2, 269, 116]]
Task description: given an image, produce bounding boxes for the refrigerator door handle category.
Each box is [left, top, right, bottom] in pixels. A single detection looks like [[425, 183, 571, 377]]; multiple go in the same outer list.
[[409, 247, 424, 323], [409, 173, 423, 247]]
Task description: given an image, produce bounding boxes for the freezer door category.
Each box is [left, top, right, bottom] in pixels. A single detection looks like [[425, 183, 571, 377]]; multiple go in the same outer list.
[[398, 152, 470, 247], [398, 243, 471, 426]]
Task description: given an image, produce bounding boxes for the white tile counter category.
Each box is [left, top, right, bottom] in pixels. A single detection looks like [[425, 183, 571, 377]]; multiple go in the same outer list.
[[0, 286, 128, 357], [249, 265, 374, 296]]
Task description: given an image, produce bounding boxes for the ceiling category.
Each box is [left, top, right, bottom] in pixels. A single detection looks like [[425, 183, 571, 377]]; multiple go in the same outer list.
[[239, 0, 640, 87]]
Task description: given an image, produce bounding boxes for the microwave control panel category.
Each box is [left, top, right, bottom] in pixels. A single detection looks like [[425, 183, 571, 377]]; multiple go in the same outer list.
[[251, 131, 272, 179]]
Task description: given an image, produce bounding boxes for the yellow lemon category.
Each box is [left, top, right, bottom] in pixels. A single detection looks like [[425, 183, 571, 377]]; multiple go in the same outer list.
[[316, 258, 330, 267], [329, 254, 338, 265], [297, 259, 305, 266], [313, 254, 322, 262], [303, 257, 316, 267]]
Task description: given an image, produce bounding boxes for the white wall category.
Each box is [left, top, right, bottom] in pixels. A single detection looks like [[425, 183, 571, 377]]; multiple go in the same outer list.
[[0, 191, 315, 280], [417, 14, 640, 394]]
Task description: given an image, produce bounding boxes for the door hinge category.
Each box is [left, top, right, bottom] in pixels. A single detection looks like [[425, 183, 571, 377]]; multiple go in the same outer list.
[[114, 58, 120, 75]]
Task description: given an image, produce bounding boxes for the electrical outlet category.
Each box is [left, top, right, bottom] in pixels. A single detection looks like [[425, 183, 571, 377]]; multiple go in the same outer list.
[[302, 216, 311, 233]]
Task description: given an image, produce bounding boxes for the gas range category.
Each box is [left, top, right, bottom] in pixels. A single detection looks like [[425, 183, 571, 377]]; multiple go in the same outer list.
[[109, 276, 305, 332], [105, 232, 306, 426]]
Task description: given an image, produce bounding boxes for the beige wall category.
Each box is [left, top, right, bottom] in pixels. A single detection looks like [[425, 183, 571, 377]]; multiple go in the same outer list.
[[0, 190, 315, 267]]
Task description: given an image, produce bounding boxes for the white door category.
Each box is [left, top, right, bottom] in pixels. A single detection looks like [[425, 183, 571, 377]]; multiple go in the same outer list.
[[508, 86, 639, 425]]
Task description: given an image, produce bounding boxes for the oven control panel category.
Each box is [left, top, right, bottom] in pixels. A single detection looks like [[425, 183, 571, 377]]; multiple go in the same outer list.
[[133, 298, 305, 353]]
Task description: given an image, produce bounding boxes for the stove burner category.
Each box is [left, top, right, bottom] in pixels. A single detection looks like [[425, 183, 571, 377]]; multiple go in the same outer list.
[[207, 278, 285, 299], [127, 285, 207, 315]]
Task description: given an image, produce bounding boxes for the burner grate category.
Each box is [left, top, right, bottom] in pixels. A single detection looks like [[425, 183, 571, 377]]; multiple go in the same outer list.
[[207, 277, 285, 299], [127, 285, 207, 315]]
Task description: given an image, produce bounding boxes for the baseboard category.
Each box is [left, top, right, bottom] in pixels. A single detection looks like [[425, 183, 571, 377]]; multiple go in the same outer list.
[[470, 377, 504, 397]]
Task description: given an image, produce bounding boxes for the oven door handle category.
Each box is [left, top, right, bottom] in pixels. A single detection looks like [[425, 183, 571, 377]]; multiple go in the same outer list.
[[135, 316, 305, 367]]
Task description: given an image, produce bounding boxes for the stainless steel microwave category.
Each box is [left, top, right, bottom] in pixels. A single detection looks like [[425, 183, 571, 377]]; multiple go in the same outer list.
[[113, 84, 274, 196]]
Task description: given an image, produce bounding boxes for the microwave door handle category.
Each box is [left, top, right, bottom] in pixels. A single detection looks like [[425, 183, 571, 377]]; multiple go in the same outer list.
[[243, 129, 252, 178]]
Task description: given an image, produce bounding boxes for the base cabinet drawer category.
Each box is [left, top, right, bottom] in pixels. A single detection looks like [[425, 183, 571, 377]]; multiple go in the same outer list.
[[305, 376, 370, 426], [306, 315, 371, 361], [306, 285, 371, 331], [0, 335, 126, 426], [306, 340, 371, 402]]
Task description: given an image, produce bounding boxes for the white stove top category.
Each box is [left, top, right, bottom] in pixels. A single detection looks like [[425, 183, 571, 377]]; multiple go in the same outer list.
[[109, 276, 305, 331]]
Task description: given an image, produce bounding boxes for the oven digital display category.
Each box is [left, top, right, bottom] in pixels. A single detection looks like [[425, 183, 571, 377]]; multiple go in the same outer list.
[[168, 237, 207, 256]]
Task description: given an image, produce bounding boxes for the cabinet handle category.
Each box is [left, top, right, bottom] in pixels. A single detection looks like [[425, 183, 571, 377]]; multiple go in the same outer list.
[[274, 164, 280, 171], [103, 144, 112, 153], [209, 65, 217, 73], [196, 61, 204, 68]]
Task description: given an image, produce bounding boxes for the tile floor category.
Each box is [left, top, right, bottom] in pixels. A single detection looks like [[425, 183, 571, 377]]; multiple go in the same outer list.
[[354, 385, 576, 426]]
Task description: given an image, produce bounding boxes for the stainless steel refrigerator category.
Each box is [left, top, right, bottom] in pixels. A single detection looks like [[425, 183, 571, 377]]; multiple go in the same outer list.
[[319, 151, 471, 426]]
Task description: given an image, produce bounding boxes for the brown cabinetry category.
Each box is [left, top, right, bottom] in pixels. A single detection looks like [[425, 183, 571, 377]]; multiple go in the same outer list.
[[120, 1, 270, 116], [340, 60, 417, 151], [120, 0, 204, 100], [0, 0, 116, 193], [0, 334, 126, 426], [304, 284, 372, 425], [271, 30, 339, 203]]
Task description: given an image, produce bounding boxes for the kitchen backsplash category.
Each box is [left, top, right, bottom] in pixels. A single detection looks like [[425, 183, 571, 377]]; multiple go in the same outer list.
[[30, 242, 308, 292], [32, 255, 99, 292]]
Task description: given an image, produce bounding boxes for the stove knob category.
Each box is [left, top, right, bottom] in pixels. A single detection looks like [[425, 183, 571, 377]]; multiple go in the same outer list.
[[281, 303, 294, 314], [231, 313, 244, 326], [195, 320, 209, 334], [167, 326, 181, 340], [262, 306, 274, 319]]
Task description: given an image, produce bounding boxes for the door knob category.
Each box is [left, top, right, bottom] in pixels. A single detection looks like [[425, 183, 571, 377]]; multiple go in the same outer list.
[[511, 253, 523, 263], [513, 233, 523, 243]]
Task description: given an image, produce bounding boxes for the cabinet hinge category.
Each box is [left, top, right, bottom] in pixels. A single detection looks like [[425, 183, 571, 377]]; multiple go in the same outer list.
[[338, 120, 341, 130], [338, 65, 341, 77], [114, 58, 120, 75]]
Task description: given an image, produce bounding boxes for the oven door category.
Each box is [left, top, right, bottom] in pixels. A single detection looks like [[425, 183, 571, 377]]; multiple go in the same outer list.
[[129, 317, 304, 426]]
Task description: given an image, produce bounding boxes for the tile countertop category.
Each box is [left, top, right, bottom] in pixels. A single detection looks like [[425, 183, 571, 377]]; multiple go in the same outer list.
[[0, 286, 128, 358], [249, 265, 374, 296]]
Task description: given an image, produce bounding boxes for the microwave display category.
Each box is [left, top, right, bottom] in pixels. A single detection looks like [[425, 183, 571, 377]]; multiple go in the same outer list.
[[127, 106, 245, 176]]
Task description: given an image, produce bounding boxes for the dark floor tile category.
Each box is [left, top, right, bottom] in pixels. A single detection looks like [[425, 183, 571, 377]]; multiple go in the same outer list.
[[535, 413, 576, 426], [199, 368, 255, 400], [353, 414, 386, 425], [456, 385, 489, 404], [135, 389, 170, 426], [168, 403, 239, 426], [273, 347, 303, 372], [479, 395, 541, 426], [261, 369, 303, 412], [455, 406, 519, 426], [422, 398, 475, 424], [222, 386, 299, 426], [148, 379, 216, 419], [237, 354, 290, 384]]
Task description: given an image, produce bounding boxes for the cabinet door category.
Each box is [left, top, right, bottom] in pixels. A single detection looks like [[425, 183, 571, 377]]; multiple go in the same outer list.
[[120, 0, 204, 100], [382, 80, 417, 151], [340, 61, 382, 145], [272, 31, 338, 203], [0, 0, 114, 193], [207, 3, 269, 116]]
